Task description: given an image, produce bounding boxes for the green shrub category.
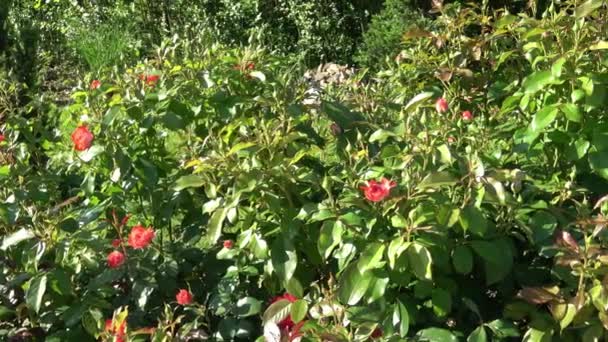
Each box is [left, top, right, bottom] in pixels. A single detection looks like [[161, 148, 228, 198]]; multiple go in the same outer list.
[[70, 20, 135, 73], [355, 0, 432, 69]]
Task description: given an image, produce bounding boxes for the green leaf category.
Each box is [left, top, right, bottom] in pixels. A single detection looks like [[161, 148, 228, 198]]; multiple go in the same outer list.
[[407, 243, 433, 280], [560, 304, 577, 330], [357, 242, 385, 273], [250, 71, 266, 82], [575, 0, 604, 18], [290, 300, 308, 323], [271, 236, 297, 283], [78, 145, 104, 162], [523, 70, 555, 94], [529, 211, 557, 244], [418, 172, 458, 189], [227, 142, 257, 156], [318, 220, 343, 260], [174, 174, 206, 191], [404, 91, 434, 112], [1, 228, 35, 250], [416, 328, 459, 342], [589, 151, 608, 180], [394, 300, 410, 337], [459, 206, 488, 236], [207, 207, 228, 244], [561, 103, 582, 122], [589, 41, 608, 50], [369, 129, 397, 143], [26, 274, 47, 314], [236, 297, 262, 317], [338, 263, 374, 305], [432, 288, 452, 317], [262, 299, 292, 325], [452, 245, 473, 274], [471, 239, 513, 285], [551, 57, 566, 78], [530, 105, 559, 132], [388, 237, 408, 269], [486, 319, 520, 338], [467, 326, 488, 342]]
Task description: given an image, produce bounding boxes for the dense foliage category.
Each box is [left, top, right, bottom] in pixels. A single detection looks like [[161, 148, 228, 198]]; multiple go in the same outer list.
[[2, 0, 608, 341]]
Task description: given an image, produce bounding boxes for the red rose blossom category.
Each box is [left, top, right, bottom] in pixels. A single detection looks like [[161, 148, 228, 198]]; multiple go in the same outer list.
[[128, 225, 155, 249], [176, 289, 193, 305], [90, 80, 101, 90], [461, 110, 473, 121], [105, 319, 126, 341], [360, 178, 396, 202], [144, 74, 160, 86], [223, 240, 234, 249], [111, 239, 121, 248], [71, 125, 94, 151], [270, 293, 298, 331], [107, 251, 125, 268], [371, 328, 383, 339], [435, 97, 448, 113]]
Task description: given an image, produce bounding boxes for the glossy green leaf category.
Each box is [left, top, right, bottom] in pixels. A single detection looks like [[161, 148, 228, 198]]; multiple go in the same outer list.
[[318, 220, 343, 260], [207, 207, 228, 244], [236, 297, 262, 317], [262, 299, 291, 325], [26, 274, 47, 314], [432, 288, 452, 317], [338, 263, 373, 305], [290, 299, 308, 323], [467, 326, 488, 342], [575, 0, 604, 18], [393, 300, 409, 337], [407, 243, 433, 280], [561, 103, 582, 122], [530, 105, 559, 132], [418, 172, 458, 189], [416, 327, 459, 342], [1, 228, 35, 251], [271, 236, 297, 283], [459, 205, 488, 236], [452, 245, 473, 274], [174, 174, 206, 191], [404, 91, 434, 112], [486, 319, 520, 338], [523, 70, 554, 94], [590, 151, 608, 180], [357, 242, 385, 273]]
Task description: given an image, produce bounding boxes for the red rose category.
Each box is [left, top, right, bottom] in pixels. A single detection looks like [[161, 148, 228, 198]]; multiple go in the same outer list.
[[176, 289, 193, 305], [145, 75, 160, 86], [461, 110, 473, 121], [360, 178, 396, 202], [0, 134, 4, 143], [107, 251, 125, 268], [111, 239, 121, 248], [435, 97, 448, 113], [90, 80, 101, 90], [105, 319, 126, 341], [223, 240, 234, 249], [270, 293, 298, 331], [128, 225, 155, 249], [71, 125, 94, 151]]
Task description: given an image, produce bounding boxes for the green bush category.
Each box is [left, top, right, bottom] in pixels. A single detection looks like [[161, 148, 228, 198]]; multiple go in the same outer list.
[[355, 0, 432, 70]]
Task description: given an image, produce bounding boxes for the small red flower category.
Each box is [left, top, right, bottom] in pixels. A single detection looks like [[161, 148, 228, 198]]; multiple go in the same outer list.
[[223, 240, 234, 249], [360, 178, 396, 202], [0, 134, 4, 143], [246, 62, 255, 71], [144, 74, 160, 86], [371, 328, 383, 339], [105, 319, 126, 341], [107, 251, 125, 268], [71, 125, 94, 151], [90, 80, 101, 90], [270, 293, 298, 331], [435, 97, 448, 113], [128, 225, 155, 249], [111, 239, 121, 248], [461, 110, 473, 121], [176, 289, 193, 305]]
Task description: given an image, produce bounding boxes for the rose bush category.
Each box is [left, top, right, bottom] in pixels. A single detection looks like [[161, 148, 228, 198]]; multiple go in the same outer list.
[[1, 1, 608, 341]]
